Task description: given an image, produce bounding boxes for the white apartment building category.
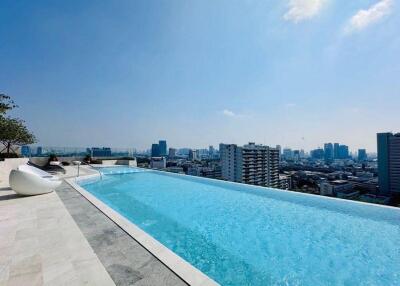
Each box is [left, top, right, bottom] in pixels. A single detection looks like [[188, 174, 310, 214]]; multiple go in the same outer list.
[[220, 142, 280, 188], [150, 157, 166, 169]]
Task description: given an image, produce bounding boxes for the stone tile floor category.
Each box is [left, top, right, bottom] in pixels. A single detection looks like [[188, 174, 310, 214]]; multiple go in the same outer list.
[[57, 182, 187, 286], [0, 187, 115, 286]]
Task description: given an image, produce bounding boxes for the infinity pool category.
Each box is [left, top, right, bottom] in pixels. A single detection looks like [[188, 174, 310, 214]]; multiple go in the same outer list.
[[80, 167, 400, 285]]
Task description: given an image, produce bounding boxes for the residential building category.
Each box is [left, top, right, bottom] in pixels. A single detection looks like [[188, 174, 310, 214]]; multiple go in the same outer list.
[[188, 149, 198, 161], [168, 148, 176, 158], [377, 132, 400, 195], [220, 142, 279, 188], [202, 166, 222, 179], [279, 175, 292, 190], [165, 166, 184, 173], [319, 180, 354, 196], [150, 157, 166, 169], [219, 144, 242, 182]]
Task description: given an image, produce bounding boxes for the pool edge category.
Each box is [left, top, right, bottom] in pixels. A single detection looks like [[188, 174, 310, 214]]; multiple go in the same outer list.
[[65, 175, 220, 286]]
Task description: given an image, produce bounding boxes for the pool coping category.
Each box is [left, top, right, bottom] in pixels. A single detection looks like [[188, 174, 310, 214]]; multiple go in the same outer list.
[[65, 174, 219, 286]]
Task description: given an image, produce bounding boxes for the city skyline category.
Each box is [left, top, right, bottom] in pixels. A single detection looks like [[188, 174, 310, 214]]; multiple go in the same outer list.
[[1, 1, 399, 151], [24, 138, 379, 155]]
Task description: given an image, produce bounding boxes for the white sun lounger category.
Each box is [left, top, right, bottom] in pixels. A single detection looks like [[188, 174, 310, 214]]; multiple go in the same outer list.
[[9, 165, 62, 196]]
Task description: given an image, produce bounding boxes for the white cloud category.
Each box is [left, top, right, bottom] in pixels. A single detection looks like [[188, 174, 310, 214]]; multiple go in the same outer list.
[[285, 103, 297, 108], [222, 109, 236, 117], [345, 0, 393, 33], [284, 0, 327, 23]]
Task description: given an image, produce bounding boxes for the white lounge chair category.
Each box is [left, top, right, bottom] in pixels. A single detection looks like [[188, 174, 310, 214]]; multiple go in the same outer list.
[[9, 165, 62, 196]]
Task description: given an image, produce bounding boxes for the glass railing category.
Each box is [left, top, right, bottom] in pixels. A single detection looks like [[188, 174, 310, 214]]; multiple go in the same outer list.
[[19, 146, 144, 158]]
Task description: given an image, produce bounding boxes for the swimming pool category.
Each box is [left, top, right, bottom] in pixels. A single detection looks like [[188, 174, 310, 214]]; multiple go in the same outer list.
[[79, 167, 400, 285]]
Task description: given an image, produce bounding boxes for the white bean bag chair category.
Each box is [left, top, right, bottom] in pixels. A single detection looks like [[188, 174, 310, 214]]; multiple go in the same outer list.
[[9, 167, 62, 196]]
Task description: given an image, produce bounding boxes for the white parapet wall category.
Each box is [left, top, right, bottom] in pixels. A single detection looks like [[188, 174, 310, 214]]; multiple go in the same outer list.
[[101, 159, 137, 166], [0, 158, 30, 188]]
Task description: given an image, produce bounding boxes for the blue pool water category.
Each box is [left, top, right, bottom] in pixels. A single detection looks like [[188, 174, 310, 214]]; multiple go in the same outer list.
[[81, 167, 400, 285]]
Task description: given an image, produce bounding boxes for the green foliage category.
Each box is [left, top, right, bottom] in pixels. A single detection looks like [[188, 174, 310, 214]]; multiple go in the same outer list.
[[0, 94, 37, 155], [0, 94, 17, 115], [0, 117, 36, 150]]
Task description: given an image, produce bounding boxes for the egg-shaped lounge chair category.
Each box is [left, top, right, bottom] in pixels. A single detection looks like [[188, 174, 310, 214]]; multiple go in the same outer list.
[[18, 164, 60, 181], [9, 168, 62, 196]]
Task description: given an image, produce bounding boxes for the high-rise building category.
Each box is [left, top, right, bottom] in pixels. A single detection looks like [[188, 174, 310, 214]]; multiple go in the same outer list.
[[276, 145, 282, 161], [338, 145, 349, 159], [151, 144, 160, 157], [311, 148, 324, 159], [158, 140, 167, 156], [188, 149, 198, 161], [282, 148, 293, 160], [334, 143, 340, 159], [377, 132, 400, 195], [324, 143, 334, 161], [168, 148, 176, 158], [21, 145, 31, 157], [209, 145, 215, 157], [293, 150, 300, 161], [220, 142, 279, 188], [358, 149, 367, 161]]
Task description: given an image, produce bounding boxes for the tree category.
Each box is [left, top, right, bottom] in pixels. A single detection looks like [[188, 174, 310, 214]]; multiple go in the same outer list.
[[0, 94, 17, 115], [0, 94, 36, 157], [0, 117, 36, 155]]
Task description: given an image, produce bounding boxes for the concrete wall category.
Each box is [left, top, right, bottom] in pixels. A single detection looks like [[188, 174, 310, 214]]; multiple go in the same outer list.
[[0, 158, 29, 188]]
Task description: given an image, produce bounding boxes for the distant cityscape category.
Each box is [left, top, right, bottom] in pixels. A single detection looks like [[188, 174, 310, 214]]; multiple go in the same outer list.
[[20, 132, 400, 206]]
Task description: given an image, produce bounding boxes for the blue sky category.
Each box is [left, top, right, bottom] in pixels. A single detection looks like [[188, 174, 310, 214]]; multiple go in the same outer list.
[[1, 0, 399, 152]]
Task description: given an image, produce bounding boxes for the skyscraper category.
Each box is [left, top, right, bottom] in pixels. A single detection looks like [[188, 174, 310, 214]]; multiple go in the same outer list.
[[338, 145, 349, 159], [334, 143, 340, 159], [377, 132, 400, 195], [158, 140, 167, 156], [151, 143, 160, 157], [220, 142, 279, 188], [324, 143, 334, 161], [358, 149, 367, 161]]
